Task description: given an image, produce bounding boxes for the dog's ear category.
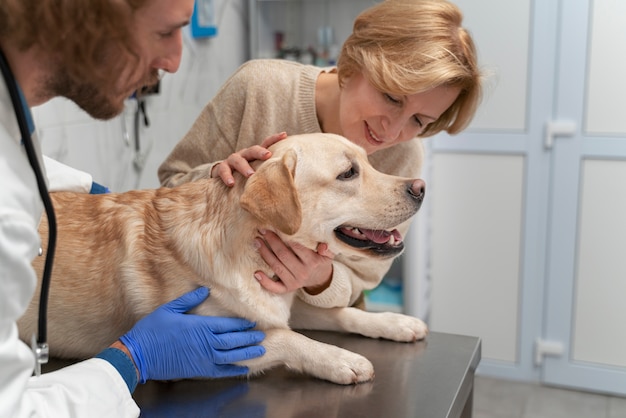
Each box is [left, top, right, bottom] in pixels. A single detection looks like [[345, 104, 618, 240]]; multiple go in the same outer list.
[[240, 150, 302, 235]]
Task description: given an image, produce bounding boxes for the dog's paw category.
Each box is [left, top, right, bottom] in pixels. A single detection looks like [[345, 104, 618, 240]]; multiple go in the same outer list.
[[363, 312, 429, 342], [304, 347, 374, 385], [325, 351, 375, 385]]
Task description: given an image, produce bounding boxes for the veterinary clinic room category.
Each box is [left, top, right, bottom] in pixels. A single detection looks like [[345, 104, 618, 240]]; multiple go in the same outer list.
[[3, 0, 626, 417]]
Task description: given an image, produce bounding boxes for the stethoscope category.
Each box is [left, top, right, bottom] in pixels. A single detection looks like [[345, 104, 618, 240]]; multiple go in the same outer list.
[[0, 48, 56, 377]]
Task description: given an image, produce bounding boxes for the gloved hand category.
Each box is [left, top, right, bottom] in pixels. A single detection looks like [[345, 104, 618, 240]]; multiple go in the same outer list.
[[120, 287, 265, 383]]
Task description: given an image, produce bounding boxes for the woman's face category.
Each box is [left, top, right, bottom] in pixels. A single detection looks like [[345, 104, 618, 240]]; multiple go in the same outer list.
[[338, 73, 460, 154]]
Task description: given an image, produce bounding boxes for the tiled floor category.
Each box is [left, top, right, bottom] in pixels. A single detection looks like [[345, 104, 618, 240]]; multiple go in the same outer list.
[[473, 376, 626, 418]]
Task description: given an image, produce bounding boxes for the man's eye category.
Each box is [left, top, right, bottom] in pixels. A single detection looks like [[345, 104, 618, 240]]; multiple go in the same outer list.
[[337, 167, 358, 180], [159, 27, 181, 38]]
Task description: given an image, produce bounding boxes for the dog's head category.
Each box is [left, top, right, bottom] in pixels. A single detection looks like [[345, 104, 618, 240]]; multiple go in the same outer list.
[[240, 133, 425, 259]]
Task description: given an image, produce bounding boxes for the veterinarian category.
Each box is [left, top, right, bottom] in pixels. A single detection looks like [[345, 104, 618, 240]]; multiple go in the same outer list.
[[158, 0, 483, 308], [0, 1, 268, 417]]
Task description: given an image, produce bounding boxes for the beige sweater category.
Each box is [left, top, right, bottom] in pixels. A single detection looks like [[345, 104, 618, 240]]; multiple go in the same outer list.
[[159, 59, 424, 308]]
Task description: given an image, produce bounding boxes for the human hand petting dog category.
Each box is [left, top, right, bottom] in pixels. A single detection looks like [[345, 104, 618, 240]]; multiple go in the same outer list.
[[253, 229, 335, 295], [211, 132, 287, 186], [118, 287, 265, 383]]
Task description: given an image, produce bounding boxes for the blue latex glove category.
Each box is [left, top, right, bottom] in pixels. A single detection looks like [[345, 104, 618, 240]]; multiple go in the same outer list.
[[120, 287, 265, 383]]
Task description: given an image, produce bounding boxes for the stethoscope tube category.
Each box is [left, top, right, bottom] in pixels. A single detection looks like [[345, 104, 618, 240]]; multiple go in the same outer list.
[[0, 47, 56, 374]]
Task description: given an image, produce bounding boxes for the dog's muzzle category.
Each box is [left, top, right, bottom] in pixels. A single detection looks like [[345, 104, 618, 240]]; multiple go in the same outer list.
[[333, 179, 426, 258]]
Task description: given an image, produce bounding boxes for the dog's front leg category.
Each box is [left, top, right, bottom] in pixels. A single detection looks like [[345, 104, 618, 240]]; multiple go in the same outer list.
[[239, 328, 374, 385], [289, 298, 428, 342]]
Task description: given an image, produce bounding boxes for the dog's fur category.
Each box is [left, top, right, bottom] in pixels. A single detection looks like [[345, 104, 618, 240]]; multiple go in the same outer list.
[[19, 133, 428, 384]]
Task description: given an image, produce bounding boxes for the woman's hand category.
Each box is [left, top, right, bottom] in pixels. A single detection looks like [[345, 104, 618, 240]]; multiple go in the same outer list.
[[211, 132, 287, 186], [253, 229, 335, 295]]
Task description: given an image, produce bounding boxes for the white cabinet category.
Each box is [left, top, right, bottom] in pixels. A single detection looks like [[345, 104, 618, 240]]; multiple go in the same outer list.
[[428, 0, 626, 396], [248, 0, 374, 63]]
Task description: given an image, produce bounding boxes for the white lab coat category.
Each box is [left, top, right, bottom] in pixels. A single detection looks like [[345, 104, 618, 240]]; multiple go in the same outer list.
[[0, 77, 140, 417]]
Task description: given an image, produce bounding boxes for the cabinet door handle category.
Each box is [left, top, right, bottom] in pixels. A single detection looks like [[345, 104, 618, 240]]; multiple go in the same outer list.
[[544, 120, 576, 149]]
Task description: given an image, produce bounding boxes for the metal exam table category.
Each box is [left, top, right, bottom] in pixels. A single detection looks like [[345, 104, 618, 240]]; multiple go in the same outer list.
[[46, 330, 480, 418]]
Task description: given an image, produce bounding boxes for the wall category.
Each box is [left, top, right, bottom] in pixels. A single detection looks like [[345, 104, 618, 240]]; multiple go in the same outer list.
[[33, 0, 249, 192]]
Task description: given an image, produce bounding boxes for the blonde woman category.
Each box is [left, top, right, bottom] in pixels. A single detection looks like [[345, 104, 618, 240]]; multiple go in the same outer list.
[[159, 0, 483, 309]]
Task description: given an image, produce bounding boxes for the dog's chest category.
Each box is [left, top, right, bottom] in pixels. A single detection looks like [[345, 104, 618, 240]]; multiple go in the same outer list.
[[195, 284, 295, 329]]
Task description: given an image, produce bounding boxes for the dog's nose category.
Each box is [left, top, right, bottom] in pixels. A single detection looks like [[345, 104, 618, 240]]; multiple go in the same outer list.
[[408, 179, 426, 203]]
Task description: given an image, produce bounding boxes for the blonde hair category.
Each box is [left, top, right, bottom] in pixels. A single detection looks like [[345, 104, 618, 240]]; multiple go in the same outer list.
[[0, 0, 147, 93], [337, 0, 482, 137]]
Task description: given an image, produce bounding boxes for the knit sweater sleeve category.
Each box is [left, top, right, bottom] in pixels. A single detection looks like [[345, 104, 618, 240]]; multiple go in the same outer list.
[[158, 60, 322, 187], [158, 64, 249, 187]]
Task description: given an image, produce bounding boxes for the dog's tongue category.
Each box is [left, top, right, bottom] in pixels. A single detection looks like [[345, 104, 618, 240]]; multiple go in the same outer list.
[[361, 228, 401, 244]]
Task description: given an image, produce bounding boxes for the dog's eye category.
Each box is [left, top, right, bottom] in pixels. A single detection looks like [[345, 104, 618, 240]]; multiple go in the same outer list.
[[337, 166, 358, 180]]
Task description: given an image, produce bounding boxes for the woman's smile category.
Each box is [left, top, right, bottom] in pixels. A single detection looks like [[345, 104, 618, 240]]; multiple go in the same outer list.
[[364, 122, 384, 146]]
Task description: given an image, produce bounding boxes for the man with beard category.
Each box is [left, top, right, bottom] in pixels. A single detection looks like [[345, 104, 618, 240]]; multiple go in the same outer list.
[[0, 1, 267, 416]]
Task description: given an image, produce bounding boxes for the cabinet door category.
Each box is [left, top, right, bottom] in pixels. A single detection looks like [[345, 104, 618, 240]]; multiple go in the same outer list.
[[428, 0, 551, 382], [428, 0, 626, 395], [543, 0, 626, 396]]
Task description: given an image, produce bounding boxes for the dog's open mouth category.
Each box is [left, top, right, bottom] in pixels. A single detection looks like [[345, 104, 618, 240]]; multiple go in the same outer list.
[[334, 226, 404, 257]]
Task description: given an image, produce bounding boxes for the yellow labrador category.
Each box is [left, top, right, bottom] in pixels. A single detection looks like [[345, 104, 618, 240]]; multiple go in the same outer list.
[[19, 133, 428, 384]]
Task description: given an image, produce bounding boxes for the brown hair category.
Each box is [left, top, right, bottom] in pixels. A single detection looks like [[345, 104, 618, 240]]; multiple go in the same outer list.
[[337, 0, 483, 137], [0, 0, 147, 92]]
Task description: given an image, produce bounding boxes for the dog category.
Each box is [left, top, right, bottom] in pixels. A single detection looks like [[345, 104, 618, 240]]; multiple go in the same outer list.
[[19, 133, 428, 384]]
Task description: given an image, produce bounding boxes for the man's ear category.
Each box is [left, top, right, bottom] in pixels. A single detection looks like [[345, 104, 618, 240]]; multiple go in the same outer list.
[[240, 150, 301, 235]]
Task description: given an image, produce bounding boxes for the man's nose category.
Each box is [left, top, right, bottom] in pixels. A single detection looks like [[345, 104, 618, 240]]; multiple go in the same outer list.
[[153, 34, 183, 74]]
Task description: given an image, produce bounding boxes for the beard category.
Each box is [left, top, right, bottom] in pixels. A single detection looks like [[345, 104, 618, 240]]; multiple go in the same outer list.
[[46, 67, 161, 120], [56, 76, 122, 120]]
